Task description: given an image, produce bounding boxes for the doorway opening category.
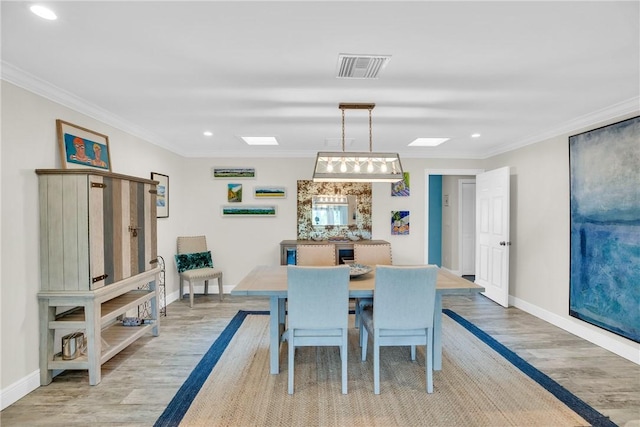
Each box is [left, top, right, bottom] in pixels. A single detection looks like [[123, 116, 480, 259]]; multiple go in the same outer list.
[[424, 169, 484, 276]]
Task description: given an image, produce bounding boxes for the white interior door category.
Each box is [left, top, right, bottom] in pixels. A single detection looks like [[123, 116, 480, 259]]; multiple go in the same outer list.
[[475, 167, 511, 307]]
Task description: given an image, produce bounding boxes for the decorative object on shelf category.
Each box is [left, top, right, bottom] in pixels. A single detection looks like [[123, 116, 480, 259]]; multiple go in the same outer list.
[[122, 317, 143, 326], [212, 167, 256, 179], [569, 115, 640, 343], [391, 211, 410, 235], [391, 172, 410, 197], [221, 205, 276, 217], [151, 172, 169, 218], [254, 186, 286, 198], [56, 119, 111, 171], [312, 103, 404, 183], [61, 332, 85, 360], [228, 183, 242, 202]]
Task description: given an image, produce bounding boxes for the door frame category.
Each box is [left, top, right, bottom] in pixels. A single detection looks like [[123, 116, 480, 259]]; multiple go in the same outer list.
[[424, 169, 484, 267]]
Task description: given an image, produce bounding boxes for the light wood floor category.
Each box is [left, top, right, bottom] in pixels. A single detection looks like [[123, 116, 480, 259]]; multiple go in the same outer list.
[[2, 293, 638, 426]]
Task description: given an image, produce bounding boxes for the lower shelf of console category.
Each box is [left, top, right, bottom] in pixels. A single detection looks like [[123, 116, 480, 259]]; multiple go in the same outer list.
[[47, 322, 158, 370]]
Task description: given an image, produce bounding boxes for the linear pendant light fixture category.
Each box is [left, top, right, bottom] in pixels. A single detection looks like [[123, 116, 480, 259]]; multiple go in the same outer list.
[[313, 103, 404, 182]]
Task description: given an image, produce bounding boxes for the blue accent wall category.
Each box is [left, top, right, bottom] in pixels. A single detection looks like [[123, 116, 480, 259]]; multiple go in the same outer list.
[[429, 175, 442, 266]]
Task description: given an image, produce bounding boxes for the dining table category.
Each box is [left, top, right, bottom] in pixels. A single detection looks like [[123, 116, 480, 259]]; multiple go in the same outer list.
[[231, 265, 485, 374]]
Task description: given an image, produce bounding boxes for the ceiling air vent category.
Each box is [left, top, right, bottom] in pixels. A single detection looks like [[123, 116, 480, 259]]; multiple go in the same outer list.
[[336, 54, 391, 79]]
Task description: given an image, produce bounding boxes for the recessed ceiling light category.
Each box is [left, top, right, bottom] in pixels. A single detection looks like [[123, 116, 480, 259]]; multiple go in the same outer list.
[[30, 5, 57, 20], [408, 138, 450, 147], [241, 136, 278, 146], [203, 131, 213, 137], [471, 133, 481, 138]]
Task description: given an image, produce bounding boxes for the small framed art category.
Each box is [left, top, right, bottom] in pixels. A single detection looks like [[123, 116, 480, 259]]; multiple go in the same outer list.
[[151, 172, 169, 218], [57, 119, 111, 171], [212, 167, 256, 179], [228, 183, 243, 202], [391, 210, 410, 235], [254, 186, 286, 198], [221, 205, 277, 217]]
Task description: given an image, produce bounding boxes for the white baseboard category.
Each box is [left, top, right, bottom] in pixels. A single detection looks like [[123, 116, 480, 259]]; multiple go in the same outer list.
[[510, 295, 640, 365], [1, 370, 40, 410]]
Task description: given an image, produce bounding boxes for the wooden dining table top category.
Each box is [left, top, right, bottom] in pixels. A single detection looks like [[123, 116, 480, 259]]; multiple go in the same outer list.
[[231, 264, 485, 297]]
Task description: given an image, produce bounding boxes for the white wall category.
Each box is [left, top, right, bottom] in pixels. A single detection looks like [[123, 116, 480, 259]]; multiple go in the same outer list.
[[483, 114, 640, 363], [2, 81, 638, 409]]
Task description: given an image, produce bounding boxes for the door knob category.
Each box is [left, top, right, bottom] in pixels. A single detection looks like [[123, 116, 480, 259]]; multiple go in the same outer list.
[[499, 241, 512, 246]]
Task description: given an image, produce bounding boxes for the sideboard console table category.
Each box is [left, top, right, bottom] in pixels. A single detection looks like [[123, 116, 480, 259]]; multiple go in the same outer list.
[[279, 239, 390, 265]]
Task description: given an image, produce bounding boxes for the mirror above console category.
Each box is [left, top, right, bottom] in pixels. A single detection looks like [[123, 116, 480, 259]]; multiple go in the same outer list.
[[312, 195, 357, 226], [297, 180, 371, 240]]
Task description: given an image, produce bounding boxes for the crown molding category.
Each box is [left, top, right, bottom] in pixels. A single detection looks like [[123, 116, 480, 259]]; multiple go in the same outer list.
[[482, 97, 640, 159], [1, 61, 181, 156]]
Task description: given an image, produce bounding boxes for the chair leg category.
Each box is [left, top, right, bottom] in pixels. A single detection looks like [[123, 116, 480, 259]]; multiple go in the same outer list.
[[426, 328, 433, 393], [179, 277, 184, 300], [218, 274, 224, 301], [204, 279, 209, 295], [189, 281, 194, 308], [288, 333, 295, 394], [411, 345, 416, 361], [373, 333, 381, 394], [341, 330, 348, 394], [361, 326, 368, 361]]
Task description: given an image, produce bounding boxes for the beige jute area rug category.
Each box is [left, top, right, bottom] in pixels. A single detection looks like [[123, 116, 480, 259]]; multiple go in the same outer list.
[[179, 315, 589, 427]]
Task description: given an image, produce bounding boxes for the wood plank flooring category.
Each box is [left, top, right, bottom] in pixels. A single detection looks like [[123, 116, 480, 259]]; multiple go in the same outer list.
[[2, 293, 638, 426]]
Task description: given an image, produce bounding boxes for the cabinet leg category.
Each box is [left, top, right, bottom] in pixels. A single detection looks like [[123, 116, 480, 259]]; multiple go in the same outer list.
[[39, 301, 54, 385], [85, 302, 101, 385]]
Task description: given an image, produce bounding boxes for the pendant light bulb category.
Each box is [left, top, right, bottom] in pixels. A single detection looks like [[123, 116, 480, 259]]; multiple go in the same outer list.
[[340, 158, 347, 172], [367, 159, 374, 173], [354, 158, 361, 172], [381, 161, 388, 173]]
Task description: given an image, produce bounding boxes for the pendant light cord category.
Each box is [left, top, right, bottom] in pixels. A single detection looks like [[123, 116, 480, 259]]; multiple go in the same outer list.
[[342, 108, 346, 153], [368, 107, 373, 152]]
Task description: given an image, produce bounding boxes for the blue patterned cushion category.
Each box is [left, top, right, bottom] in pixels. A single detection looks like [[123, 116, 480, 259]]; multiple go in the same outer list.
[[175, 251, 213, 273]]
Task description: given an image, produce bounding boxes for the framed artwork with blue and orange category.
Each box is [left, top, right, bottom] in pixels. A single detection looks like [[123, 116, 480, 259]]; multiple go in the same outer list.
[[57, 119, 111, 171]]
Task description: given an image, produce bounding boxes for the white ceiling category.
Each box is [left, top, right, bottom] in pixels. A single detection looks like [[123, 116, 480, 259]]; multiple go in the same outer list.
[[2, 1, 638, 159]]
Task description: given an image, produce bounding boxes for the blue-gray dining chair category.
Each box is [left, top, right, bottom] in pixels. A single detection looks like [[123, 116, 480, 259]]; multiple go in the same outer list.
[[360, 265, 438, 394], [286, 265, 350, 394]]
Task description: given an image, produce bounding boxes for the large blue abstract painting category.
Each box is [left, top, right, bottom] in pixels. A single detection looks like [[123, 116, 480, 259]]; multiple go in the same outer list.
[[569, 116, 640, 343]]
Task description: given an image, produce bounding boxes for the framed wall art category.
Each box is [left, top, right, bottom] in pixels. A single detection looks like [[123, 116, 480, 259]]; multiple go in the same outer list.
[[151, 172, 169, 218], [212, 167, 256, 179], [569, 115, 639, 343], [254, 186, 286, 199], [391, 210, 410, 235], [221, 205, 277, 217], [57, 119, 111, 171], [391, 172, 410, 196], [228, 183, 243, 202]]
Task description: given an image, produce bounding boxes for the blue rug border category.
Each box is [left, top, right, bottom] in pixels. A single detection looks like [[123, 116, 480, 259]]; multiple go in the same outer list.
[[155, 308, 616, 427], [443, 308, 616, 427], [154, 310, 269, 427]]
